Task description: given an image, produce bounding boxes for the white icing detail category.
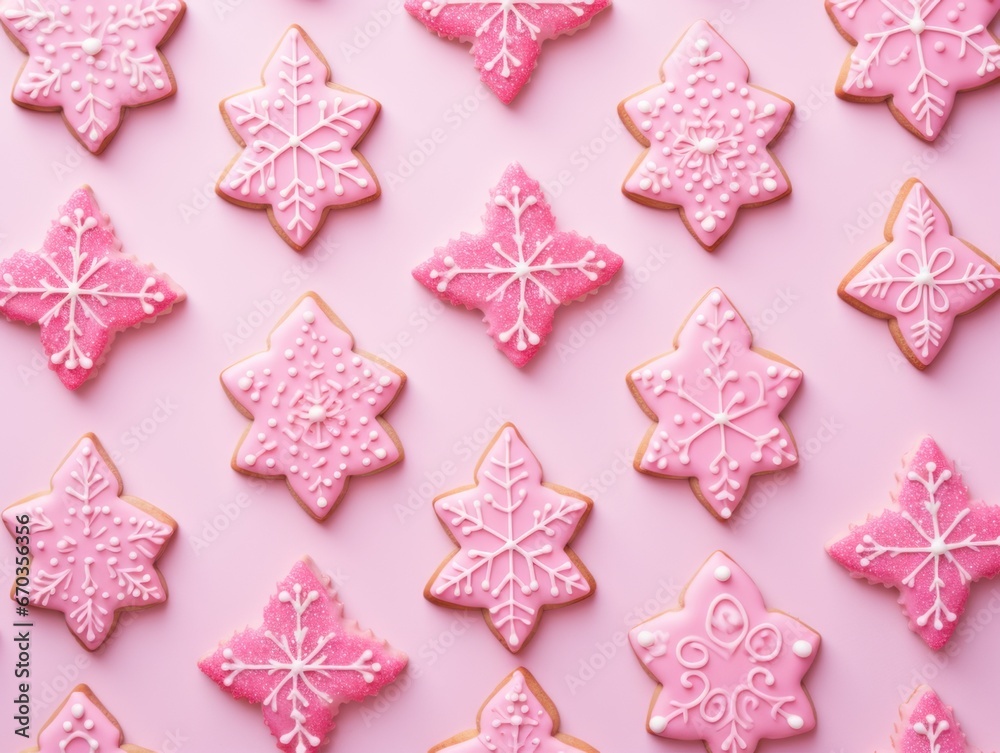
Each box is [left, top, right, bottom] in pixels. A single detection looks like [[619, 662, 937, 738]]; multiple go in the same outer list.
[[914, 712, 951, 753], [714, 565, 732, 581], [792, 639, 812, 657]]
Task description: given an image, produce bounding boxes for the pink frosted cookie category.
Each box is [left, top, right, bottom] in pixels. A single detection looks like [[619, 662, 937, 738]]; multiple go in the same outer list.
[[839, 179, 1000, 370], [619, 20, 793, 250], [221, 293, 405, 521], [412, 162, 622, 367], [887, 686, 981, 753], [627, 288, 802, 521], [630, 552, 820, 753], [827, 0, 1000, 141], [2, 434, 176, 651], [217, 26, 381, 251], [1, 0, 186, 154], [21, 684, 157, 753], [0, 187, 184, 390], [199, 558, 407, 753], [404, 0, 610, 104], [828, 436, 1000, 650], [430, 669, 599, 753], [425, 423, 594, 652]]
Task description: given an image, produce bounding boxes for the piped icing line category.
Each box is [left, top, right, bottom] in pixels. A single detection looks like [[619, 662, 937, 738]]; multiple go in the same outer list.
[[627, 288, 802, 521], [23, 684, 156, 753], [629, 552, 820, 753], [221, 292, 405, 522], [424, 423, 595, 653], [618, 19, 794, 250], [827, 0, 1000, 141], [888, 686, 980, 753], [839, 179, 1000, 370], [828, 436, 1000, 650], [1, 434, 176, 651]]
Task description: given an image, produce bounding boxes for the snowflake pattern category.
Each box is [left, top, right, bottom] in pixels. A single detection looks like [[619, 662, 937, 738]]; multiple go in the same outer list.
[[891, 687, 975, 753], [431, 669, 597, 753], [1, 435, 175, 651], [840, 180, 1000, 369], [0, 187, 184, 390], [630, 552, 819, 753], [828, 0, 1000, 139], [198, 558, 407, 753], [412, 162, 622, 367], [218, 26, 381, 250], [30, 685, 153, 753], [426, 424, 594, 652], [828, 437, 1000, 650], [405, 0, 610, 103], [619, 20, 793, 250], [221, 293, 405, 521], [628, 288, 802, 521], [1, 0, 185, 153]]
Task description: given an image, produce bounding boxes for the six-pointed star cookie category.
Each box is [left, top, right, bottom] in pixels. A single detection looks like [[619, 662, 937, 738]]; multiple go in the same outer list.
[[217, 26, 381, 250], [630, 552, 820, 753], [828, 436, 1000, 650], [2, 434, 176, 651], [886, 686, 980, 753], [839, 179, 1000, 369]]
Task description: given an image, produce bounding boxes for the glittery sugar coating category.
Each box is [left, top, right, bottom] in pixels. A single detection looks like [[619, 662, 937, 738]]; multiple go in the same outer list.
[[405, 0, 610, 103], [412, 163, 622, 367], [828, 437, 1000, 650], [199, 558, 407, 753], [0, 187, 184, 390], [891, 686, 976, 753]]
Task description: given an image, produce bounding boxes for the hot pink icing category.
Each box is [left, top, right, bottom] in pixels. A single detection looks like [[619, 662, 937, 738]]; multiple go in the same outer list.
[[891, 687, 979, 753], [221, 293, 405, 522], [828, 436, 1000, 650], [629, 552, 820, 753], [426, 424, 593, 652], [628, 288, 802, 521], [0, 187, 184, 390], [29, 687, 137, 753], [199, 558, 407, 753], [1, 0, 186, 153], [411, 162, 622, 367], [828, 0, 1000, 140], [404, 0, 610, 104], [433, 669, 595, 753], [840, 180, 1000, 369], [619, 19, 793, 250], [2, 435, 176, 651], [218, 26, 381, 251]]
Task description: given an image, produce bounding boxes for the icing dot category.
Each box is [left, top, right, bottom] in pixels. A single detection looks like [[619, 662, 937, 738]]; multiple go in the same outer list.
[[81, 37, 102, 55], [788, 715, 804, 730], [636, 630, 655, 647], [792, 640, 813, 658], [714, 565, 732, 581], [302, 310, 316, 324], [650, 716, 668, 733], [71, 704, 85, 719]]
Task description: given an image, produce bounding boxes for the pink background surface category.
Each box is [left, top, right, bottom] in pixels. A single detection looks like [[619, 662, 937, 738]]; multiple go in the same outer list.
[[2, 1, 1000, 752]]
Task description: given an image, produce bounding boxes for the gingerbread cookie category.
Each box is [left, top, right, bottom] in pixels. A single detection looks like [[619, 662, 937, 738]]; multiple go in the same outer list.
[[887, 686, 981, 753]]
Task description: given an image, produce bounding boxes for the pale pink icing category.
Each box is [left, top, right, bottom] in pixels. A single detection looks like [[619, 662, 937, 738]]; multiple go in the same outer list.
[[426, 424, 593, 652], [199, 558, 407, 753], [221, 293, 405, 521], [891, 687, 979, 753], [31, 687, 134, 753], [2, 435, 175, 651], [218, 26, 381, 250], [404, 0, 610, 104], [829, 0, 1000, 140], [828, 437, 1000, 650], [412, 162, 622, 367], [619, 19, 793, 250], [629, 552, 820, 753], [0, 187, 184, 390], [840, 180, 1000, 368], [628, 288, 802, 521]]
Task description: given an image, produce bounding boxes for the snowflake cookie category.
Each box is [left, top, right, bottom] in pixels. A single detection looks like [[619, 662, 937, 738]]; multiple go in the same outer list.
[[404, 0, 610, 104], [828, 436, 1000, 650], [2, 434, 176, 651], [630, 552, 820, 753], [1, 0, 186, 153], [429, 669, 599, 753], [221, 293, 405, 522], [412, 162, 622, 367], [217, 26, 381, 251], [199, 558, 407, 753], [21, 685, 157, 753], [425, 423, 594, 652], [627, 288, 802, 521], [0, 187, 184, 390], [619, 19, 793, 250], [828, 0, 1000, 141], [887, 686, 981, 753], [839, 179, 1000, 370]]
